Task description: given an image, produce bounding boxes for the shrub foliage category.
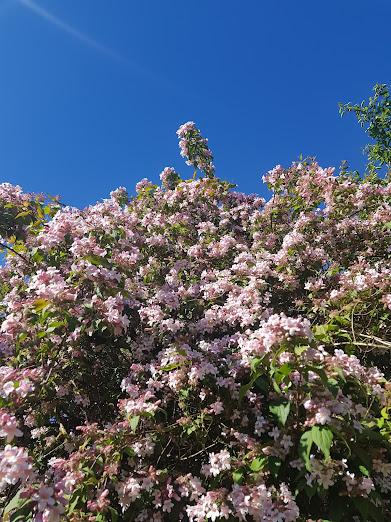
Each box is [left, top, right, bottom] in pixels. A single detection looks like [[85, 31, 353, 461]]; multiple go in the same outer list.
[[1, 121, 391, 521]]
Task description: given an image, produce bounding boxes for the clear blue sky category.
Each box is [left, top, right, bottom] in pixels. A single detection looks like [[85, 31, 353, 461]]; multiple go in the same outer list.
[[0, 0, 390, 208]]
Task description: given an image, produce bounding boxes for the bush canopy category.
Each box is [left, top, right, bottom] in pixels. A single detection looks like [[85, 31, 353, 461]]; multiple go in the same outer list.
[[1, 110, 391, 521]]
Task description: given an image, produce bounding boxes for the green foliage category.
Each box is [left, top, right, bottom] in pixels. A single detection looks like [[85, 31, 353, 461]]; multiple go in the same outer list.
[[1, 118, 391, 520], [339, 83, 391, 174]]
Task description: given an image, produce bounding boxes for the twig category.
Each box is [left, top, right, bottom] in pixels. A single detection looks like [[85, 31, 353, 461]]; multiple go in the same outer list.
[[333, 341, 391, 351], [0, 241, 33, 265], [181, 440, 220, 461], [358, 333, 391, 347], [351, 303, 358, 344], [156, 438, 172, 467]]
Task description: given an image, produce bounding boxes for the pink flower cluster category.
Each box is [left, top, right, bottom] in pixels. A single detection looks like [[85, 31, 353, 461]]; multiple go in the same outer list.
[[1, 124, 391, 520], [177, 121, 215, 176], [0, 445, 33, 490]]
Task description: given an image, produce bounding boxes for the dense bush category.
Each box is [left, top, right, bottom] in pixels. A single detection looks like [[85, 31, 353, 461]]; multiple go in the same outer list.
[[1, 120, 391, 521]]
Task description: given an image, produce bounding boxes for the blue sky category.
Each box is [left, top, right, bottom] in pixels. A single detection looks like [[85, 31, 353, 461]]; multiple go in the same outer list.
[[0, 0, 390, 209]]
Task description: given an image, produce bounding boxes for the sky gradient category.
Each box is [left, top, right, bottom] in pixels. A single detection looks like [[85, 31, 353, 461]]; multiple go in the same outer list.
[[0, 0, 390, 208]]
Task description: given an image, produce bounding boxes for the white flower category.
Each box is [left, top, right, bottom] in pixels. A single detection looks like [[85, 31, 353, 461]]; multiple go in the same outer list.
[[315, 407, 331, 425], [33, 485, 55, 512]]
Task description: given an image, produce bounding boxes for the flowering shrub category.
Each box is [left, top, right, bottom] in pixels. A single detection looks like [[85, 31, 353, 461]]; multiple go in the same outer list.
[[1, 121, 391, 521]]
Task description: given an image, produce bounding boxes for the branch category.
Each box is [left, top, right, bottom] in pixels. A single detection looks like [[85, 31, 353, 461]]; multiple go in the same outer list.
[[181, 439, 220, 461], [0, 242, 33, 266], [333, 341, 391, 351], [357, 333, 391, 348]]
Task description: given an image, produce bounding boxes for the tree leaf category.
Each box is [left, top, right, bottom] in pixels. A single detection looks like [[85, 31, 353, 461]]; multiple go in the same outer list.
[[352, 497, 369, 521], [9, 505, 33, 522], [32, 299, 50, 311], [359, 465, 370, 477], [268, 456, 281, 478], [306, 366, 328, 387], [67, 492, 82, 515], [250, 456, 267, 472], [269, 398, 290, 426], [326, 378, 340, 398], [239, 371, 262, 402], [254, 376, 269, 394], [298, 430, 313, 471], [160, 362, 187, 371], [313, 324, 338, 341], [233, 467, 245, 484], [311, 426, 333, 460], [86, 255, 113, 269], [329, 426, 351, 458], [108, 506, 118, 522], [3, 491, 29, 521], [350, 442, 372, 470], [129, 415, 140, 433]]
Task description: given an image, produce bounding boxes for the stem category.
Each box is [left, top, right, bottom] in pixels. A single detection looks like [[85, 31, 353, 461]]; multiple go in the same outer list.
[[181, 439, 220, 460], [333, 341, 390, 351], [0, 242, 33, 265]]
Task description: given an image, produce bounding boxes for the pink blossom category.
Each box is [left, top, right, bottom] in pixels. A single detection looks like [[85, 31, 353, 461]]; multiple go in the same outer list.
[[0, 412, 23, 442]]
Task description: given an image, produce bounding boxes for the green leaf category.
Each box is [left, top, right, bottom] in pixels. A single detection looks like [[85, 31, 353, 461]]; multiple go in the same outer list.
[[276, 363, 294, 377], [108, 506, 118, 522], [129, 415, 140, 433], [272, 379, 282, 393], [32, 250, 43, 263], [249, 456, 267, 472], [86, 255, 113, 269], [48, 321, 65, 328], [274, 364, 294, 385], [306, 366, 328, 387], [298, 430, 313, 471], [352, 497, 369, 521], [311, 426, 333, 460], [351, 443, 372, 470], [3, 491, 29, 521], [305, 483, 317, 500], [294, 345, 308, 356], [232, 467, 245, 484], [360, 428, 384, 441], [160, 362, 188, 371], [67, 490, 87, 515], [327, 378, 340, 398], [269, 398, 290, 426], [15, 210, 31, 219], [334, 366, 346, 382], [239, 371, 262, 402], [9, 505, 33, 522], [254, 376, 269, 394], [32, 299, 50, 311], [65, 315, 78, 331], [45, 327, 57, 334], [47, 193, 58, 202], [250, 357, 263, 373], [268, 456, 281, 479], [313, 324, 338, 341], [359, 465, 370, 477]]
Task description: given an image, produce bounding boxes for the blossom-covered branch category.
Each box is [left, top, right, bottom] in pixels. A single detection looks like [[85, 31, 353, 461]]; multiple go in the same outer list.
[[0, 123, 391, 521]]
